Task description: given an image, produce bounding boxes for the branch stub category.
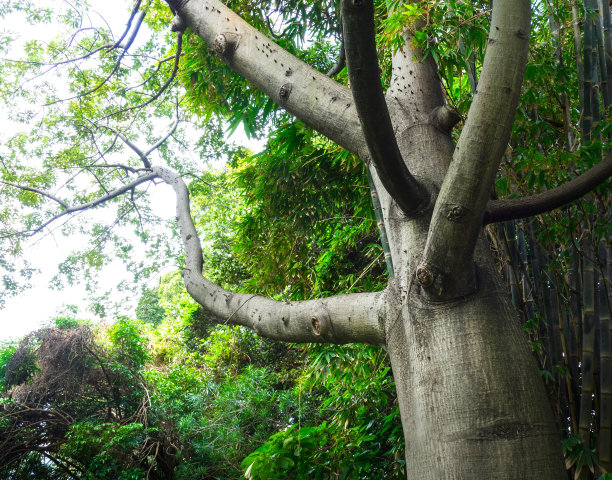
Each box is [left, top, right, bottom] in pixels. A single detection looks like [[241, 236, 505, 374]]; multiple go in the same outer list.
[[442, 203, 469, 222], [279, 82, 293, 102], [171, 15, 186, 32], [416, 265, 435, 288], [214, 32, 240, 58], [311, 316, 321, 335]]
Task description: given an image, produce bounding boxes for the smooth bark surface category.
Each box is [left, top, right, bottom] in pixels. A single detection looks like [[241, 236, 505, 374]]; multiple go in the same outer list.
[[484, 151, 612, 223], [342, 0, 429, 217], [384, 258, 566, 479], [169, 0, 366, 157], [422, 0, 531, 299], [154, 166, 386, 346]]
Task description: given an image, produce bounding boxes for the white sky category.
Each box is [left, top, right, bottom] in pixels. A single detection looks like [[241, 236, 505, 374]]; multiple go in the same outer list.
[[0, 1, 262, 342], [0, 0, 148, 341]]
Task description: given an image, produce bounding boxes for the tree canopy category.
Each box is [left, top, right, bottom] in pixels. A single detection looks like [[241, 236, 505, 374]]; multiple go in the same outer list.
[[0, 0, 611, 479]]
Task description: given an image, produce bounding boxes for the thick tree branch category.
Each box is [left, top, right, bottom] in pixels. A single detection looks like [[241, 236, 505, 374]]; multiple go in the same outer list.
[[419, 0, 531, 299], [164, 0, 367, 156], [484, 152, 612, 224], [153, 166, 386, 346], [341, 0, 428, 217]]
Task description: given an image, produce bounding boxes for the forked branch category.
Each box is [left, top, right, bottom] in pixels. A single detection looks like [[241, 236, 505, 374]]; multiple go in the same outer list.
[[46, 9, 147, 106], [341, 0, 428, 217], [11, 173, 158, 236], [153, 166, 386, 346]]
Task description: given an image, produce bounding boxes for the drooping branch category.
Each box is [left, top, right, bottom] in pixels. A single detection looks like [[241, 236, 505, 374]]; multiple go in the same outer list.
[[0, 181, 68, 209], [164, 0, 367, 156], [419, 0, 531, 299], [484, 152, 612, 223], [103, 31, 183, 119], [153, 166, 386, 346], [341, 0, 428, 217], [0, 0, 143, 68]]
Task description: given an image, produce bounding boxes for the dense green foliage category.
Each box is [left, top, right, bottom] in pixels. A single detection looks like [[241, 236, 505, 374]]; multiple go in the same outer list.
[[0, 0, 611, 478]]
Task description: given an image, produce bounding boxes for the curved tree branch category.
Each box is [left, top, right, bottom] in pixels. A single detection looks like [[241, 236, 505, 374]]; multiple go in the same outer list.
[[326, 39, 346, 77], [164, 0, 367, 156], [419, 0, 531, 299], [484, 152, 612, 224], [20, 173, 157, 236], [103, 31, 183, 120], [95, 110, 180, 168], [341, 0, 428, 217], [0, 181, 68, 209], [98, 125, 152, 168], [153, 166, 386, 346], [146, 114, 180, 156]]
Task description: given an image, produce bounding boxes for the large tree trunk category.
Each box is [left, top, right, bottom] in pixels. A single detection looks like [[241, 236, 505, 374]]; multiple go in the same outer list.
[[378, 58, 565, 478], [377, 39, 565, 478], [384, 246, 566, 478]]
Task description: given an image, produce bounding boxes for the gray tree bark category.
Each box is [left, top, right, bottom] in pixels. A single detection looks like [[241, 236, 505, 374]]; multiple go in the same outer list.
[[163, 0, 567, 477]]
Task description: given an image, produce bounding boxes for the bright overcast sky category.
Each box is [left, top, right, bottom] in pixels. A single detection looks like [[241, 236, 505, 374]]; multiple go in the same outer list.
[[0, 1, 262, 342]]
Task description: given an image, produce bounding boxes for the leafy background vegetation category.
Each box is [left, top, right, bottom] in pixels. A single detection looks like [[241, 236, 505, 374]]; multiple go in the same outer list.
[[0, 0, 611, 479]]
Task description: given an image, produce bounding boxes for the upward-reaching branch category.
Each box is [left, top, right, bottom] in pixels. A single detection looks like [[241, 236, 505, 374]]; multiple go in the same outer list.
[[341, 0, 428, 217], [164, 0, 367, 157], [153, 166, 386, 346], [419, 0, 531, 299]]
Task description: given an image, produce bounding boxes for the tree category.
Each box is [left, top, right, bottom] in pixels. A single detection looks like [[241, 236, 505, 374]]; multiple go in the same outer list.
[[1, 0, 611, 478]]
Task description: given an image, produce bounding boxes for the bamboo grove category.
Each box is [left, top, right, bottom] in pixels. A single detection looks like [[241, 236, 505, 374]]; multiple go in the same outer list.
[[481, 1, 612, 477]]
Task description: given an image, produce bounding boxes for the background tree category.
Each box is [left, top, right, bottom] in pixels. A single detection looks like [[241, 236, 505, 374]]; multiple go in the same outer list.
[[0, 0, 611, 479]]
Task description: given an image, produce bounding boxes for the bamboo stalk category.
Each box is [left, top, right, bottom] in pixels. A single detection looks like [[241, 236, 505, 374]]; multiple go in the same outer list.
[[556, 281, 579, 434], [366, 166, 394, 277], [579, 242, 596, 449], [503, 221, 524, 316], [595, 0, 610, 111], [599, 243, 612, 465], [529, 223, 558, 376], [583, 0, 597, 141], [566, 252, 584, 429], [547, 0, 575, 148], [519, 226, 536, 322], [573, 1, 586, 117], [458, 38, 478, 94], [598, 0, 612, 105]]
